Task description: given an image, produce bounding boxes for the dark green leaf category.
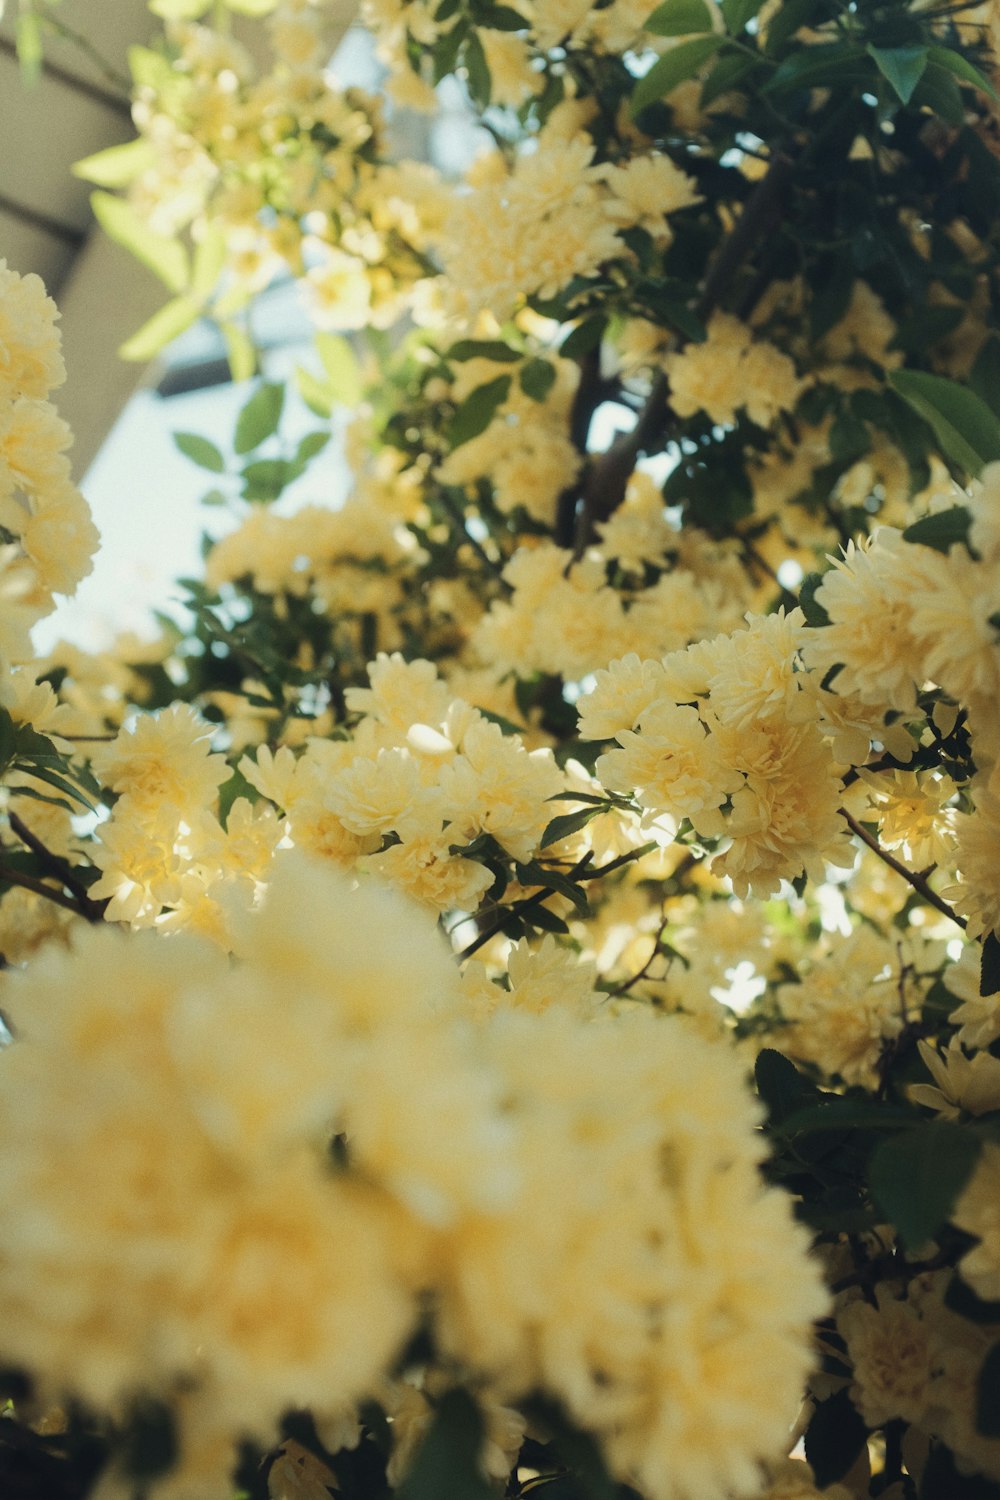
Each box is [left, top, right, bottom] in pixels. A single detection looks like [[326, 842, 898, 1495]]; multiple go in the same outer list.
[[982, 934, 1000, 997], [763, 41, 868, 96], [699, 49, 758, 105], [474, 4, 526, 29], [755, 1048, 816, 1125], [911, 62, 965, 125], [778, 1101, 916, 1135], [13, 761, 95, 811], [540, 805, 608, 849], [902, 505, 972, 553], [646, 0, 716, 37], [396, 1389, 493, 1500], [560, 316, 608, 360], [804, 1389, 868, 1487], [0, 707, 16, 773], [810, 264, 854, 342], [464, 30, 491, 105], [234, 382, 285, 455], [890, 371, 1000, 476], [218, 767, 260, 828], [928, 44, 998, 102], [447, 340, 520, 362], [798, 572, 830, 627], [867, 43, 927, 105], [630, 35, 723, 114], [920, 1441, 1000, 1497], [720, 0, 763, 33], [433, 20, 469, 83], [173, 432, 225, 472], [869, 1121, 981, 1249], [970, 337, 1000, 413], [525, 905, 570, 935], [520, 358, 558, 402], [119, 1396, 178, 1482], [448, 375, 511, 448], [891, 304, 966, 355], [762, 0, 813, 55]]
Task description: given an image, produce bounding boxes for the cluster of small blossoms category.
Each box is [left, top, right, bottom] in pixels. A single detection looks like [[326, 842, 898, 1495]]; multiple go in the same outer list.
[[663, 310, 805, 430], [474, 528, 752, 685], [87, 703, 283, 941], [116, 14, 445, 331], [0, 852, 827, 1500], [801, 501, 1000, 937], [0, 260, 98, 669], [437, 102, 702, 324], [240, 654, 566, 912], [578, 610, 852, 897]]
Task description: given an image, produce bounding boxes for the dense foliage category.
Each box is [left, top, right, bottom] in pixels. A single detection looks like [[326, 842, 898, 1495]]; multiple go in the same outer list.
[[5, 0, 1000, 1495]]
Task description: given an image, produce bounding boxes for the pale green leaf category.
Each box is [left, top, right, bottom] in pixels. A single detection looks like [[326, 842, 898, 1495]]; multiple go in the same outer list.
[[90, 192, 190, 294], [234, 382, 285, 455], [118, 296, 200, 362], [316, 333, 363, 406], [73, 139, 155, 189], [222, 322, 257, 383], [191, 225, 227, 301]]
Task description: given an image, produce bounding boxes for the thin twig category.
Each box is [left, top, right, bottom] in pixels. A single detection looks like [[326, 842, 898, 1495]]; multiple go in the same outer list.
[[603, 909, 671, 998], [840, 810, 966, 931], [7, 812, 104, 917]]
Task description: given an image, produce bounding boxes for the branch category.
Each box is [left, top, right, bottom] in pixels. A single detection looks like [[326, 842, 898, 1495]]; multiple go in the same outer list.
[[566, 150, 796, 558], [840, 810, 967, 931], [7, 812, 106, 920], [0, 861, 96, 920]]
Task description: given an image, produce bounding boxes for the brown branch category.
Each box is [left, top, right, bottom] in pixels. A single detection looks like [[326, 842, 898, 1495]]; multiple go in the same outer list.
[[603, 909, 671, 998], [840, 810, 967, 931], [0, 861, 96, 920], [7, 812, 106, 920], [566, 150, 796, 558]]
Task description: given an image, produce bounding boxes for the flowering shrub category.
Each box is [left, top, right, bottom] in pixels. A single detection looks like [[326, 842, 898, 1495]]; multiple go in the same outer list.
[[6, 0, 1000, 1495]]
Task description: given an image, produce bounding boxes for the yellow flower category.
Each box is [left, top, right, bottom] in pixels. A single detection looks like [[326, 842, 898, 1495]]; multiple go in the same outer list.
[[92, 704, 230, 816]]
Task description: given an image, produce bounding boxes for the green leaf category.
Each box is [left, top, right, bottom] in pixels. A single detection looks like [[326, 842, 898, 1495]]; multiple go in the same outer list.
[[448, 375, 511, 448], [90, 192, 190, 294], [224, 0, 280, 12], [218, 767, 260, 828], [646, 0, 716, 37], [525, 904, 570, 935], [191, 225, 227, 301], [474, 4, 526, 29], [222, 323, 258, 384], [721, 0, 764, 32], [911, 61, 965, 125], [519, 358, 557, 402], [295, 431, 331, 465], [73, 139, 156, 188], [869, 1121, 981, 1249], [13, 760, 95, 812], [804, 1389, 868, 1487], [447, 340, 520, 363], [463, 29, 492, 105], [799, 572, 831, 627], [0, 707, 17, 772], [763, 41, 868, 97], [316, 333, 363, 406], [173, 433, 225, 473], [902, 505, 972, 553], [928, 44, 998, 102], [631, 35, 723, 113], [699, 49, 758, 105], [755, 1049, 817, 1125], [560, 315, 608, 360], [971, 336, 1000, 413], [14, 11, 43, 84], [396, 1390, 493, 1500], [234, 382, 285, 456], [540, 804, 608, 849], [118, 296, 200, 362], [240, 459, 292, 503], [866, 43, 927, 105], [149, 0, 210, 15], [890, 371, 1000, 476], [982, 934, 1000, 997], [295, 366, 333, 419]]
